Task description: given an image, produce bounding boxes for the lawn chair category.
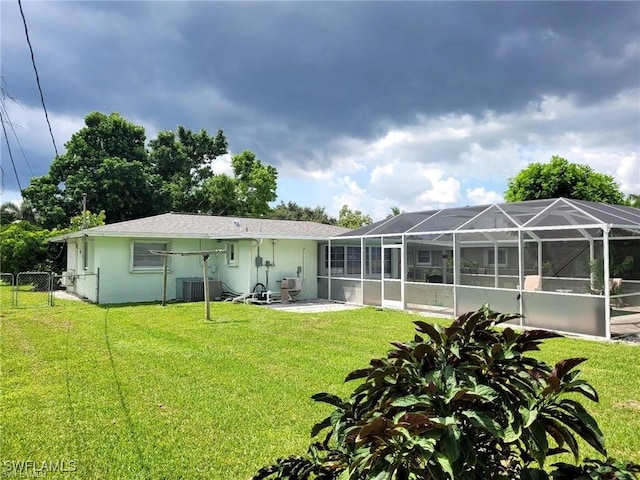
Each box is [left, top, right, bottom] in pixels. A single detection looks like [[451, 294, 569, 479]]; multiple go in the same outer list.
[[523, 275, 542, 291]]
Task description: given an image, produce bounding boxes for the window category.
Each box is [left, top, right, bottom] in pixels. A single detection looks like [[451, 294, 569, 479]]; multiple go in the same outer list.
[[486, 248, 508, 267], [366, 246, 382, 275], [322, 245, 362, 276], [227, 243, 238, 266], [416, 250, 431, 265], [330, 245, 345, 275], [82, 238, 91, 271], [132, 241, 169, 271], [346, 246, 361, 275]]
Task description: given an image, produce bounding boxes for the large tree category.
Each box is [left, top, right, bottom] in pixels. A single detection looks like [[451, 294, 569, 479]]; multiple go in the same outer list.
[[148, 126, 228, 211], [504, 156, 626, 204], [269, 201, 337, 225], [231, 150, 278, 217], [337, 205, 372, 229], [24, 112, 170, 228], [197, 150, 277, 217]]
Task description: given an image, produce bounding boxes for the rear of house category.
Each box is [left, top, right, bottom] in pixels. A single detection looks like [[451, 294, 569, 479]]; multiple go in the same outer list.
[[51, 213, 348, 305]]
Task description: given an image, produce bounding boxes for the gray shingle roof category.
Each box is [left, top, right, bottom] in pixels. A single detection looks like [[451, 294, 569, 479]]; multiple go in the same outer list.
[[51, 213, 350, 241]]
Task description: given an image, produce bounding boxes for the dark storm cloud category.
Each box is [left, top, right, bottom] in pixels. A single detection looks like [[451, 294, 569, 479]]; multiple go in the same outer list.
[[1, 1, 638, 196]]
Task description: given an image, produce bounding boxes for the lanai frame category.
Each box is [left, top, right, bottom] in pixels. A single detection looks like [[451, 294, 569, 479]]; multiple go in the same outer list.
[[319, 198, 640, 339]]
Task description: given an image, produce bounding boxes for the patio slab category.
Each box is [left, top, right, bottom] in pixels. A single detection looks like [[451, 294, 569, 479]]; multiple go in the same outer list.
[[265, 298, 361, 313]]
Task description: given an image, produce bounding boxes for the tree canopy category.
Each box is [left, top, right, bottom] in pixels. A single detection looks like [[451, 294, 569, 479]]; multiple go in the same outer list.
[[504, 156, 626, 204], [195, 150, 278, 217], [269, 201, 337, 225], [20, 110, 385, 240], [148, 126, 228, 212], [24, 112, 170, 228], [337, 205, 372, 229], [22, 112, 280, 229]]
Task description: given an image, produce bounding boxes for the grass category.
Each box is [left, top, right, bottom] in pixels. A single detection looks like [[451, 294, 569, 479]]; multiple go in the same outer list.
[[1, 288, 639, 479]]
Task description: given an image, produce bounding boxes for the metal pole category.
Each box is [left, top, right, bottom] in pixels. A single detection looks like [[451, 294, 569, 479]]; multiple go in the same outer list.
[[81, 193, 87, 229], [203, 254, 211, 320], [603, 227, 611, 340], [162, 255, 168, 306]]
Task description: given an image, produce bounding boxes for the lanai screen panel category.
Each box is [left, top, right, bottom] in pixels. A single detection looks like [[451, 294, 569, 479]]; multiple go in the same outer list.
[[458, 230, 520, 289], [524, 199, 603, 229], [405, 233, 454, 309], [609, 227, 640, 308], [458, 205, 520, 230], [407, 206, 488, 234], [499, 199, 556, 225], [571, 200, 640, 226], [522, 226, 602, 293]]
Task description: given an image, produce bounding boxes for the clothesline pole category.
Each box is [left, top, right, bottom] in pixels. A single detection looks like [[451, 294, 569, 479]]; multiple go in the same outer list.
[[203, 254, 211, 320], [162, 255, 168, 306]]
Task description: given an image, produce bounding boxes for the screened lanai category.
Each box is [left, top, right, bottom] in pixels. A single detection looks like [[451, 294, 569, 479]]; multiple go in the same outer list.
[[318, 198, 640, 339]]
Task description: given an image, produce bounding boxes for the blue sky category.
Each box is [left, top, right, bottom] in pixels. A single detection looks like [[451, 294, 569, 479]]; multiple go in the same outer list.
[[2, 1, 639, 221]]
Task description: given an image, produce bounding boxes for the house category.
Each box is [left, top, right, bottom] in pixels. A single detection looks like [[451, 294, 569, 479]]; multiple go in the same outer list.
[[50, 199, 640, 339], [319, 198, 640, 339], [50, 213, 349, 305]]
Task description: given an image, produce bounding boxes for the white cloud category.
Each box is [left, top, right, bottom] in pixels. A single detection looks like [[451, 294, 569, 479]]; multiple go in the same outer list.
[[615, 154, 640, 194], [305, 89, 639, 220], [210, 153, 234, 176], [3, 102, 84, 159], [465, 187, 504, 205]]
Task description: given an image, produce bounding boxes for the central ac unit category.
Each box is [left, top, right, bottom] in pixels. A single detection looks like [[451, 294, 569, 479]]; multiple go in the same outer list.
[[282, 277, 303, 291], [183, 279, 222, 302]]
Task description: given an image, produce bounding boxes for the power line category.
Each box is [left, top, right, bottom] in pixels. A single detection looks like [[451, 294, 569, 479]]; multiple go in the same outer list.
[[0, 110, 24, 193], [0, 92, 34, 178], [18, 0, 59, 159]]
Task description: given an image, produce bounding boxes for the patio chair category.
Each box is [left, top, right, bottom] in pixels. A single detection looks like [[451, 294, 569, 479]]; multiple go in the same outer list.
[[610, 278, 624, 307], [523, 275, 542, 291]]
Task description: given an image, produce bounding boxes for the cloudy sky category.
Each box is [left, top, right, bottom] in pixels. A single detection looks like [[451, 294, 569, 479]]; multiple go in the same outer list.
[[2, 1, 639, 220]]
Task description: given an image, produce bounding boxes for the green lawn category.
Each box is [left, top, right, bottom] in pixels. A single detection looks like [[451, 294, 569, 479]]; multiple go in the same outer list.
[[1, 289, 639, 479]]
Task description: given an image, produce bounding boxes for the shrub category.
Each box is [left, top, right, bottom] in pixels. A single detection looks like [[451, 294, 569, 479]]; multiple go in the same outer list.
[[253, 306, 639, 480]]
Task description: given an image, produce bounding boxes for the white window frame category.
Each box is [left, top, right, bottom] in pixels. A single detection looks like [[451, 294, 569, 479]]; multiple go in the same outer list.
[[346, 246, 361, 275], [366, 246, 382, 276], [82, 237, 91, 271], [227, 243, 238, 267], [416, 250, 432, 266], [485, 248, 508, 267], [131, 241, 171, 272]]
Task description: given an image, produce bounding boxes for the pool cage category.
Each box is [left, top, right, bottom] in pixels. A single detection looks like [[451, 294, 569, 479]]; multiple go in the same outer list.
[[318, 198, 640, 339]]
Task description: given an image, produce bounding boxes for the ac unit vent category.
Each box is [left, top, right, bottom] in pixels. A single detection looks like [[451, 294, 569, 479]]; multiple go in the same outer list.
[[182, 280, 223, 302]]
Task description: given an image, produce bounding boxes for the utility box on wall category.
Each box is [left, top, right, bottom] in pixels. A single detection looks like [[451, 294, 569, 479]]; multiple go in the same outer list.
[[176, 278, 222, 302]]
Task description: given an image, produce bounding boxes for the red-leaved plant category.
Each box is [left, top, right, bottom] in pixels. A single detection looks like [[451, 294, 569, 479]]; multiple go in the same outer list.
[[254, 306, 639, 480]]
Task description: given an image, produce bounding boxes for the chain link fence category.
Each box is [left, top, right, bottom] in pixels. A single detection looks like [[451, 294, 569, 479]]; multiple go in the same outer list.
[[2, 270, 100, 306], [15, 272, 53, 308], [52, 269, 100, 304]]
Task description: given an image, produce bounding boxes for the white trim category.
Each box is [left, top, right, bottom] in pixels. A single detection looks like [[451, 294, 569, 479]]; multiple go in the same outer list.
[[485, 248, 508, 267], [226, 242, 238, 267], [131, 240, 172, 272]]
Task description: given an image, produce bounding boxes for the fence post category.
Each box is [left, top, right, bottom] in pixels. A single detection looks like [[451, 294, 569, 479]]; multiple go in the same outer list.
[[96, 267, 100, 305]]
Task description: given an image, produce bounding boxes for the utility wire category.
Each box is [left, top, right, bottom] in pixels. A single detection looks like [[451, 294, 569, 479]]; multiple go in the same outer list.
[[0, 94, 34, 177], [0, 110, 24, 193], [18, 0, 59, 159]]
